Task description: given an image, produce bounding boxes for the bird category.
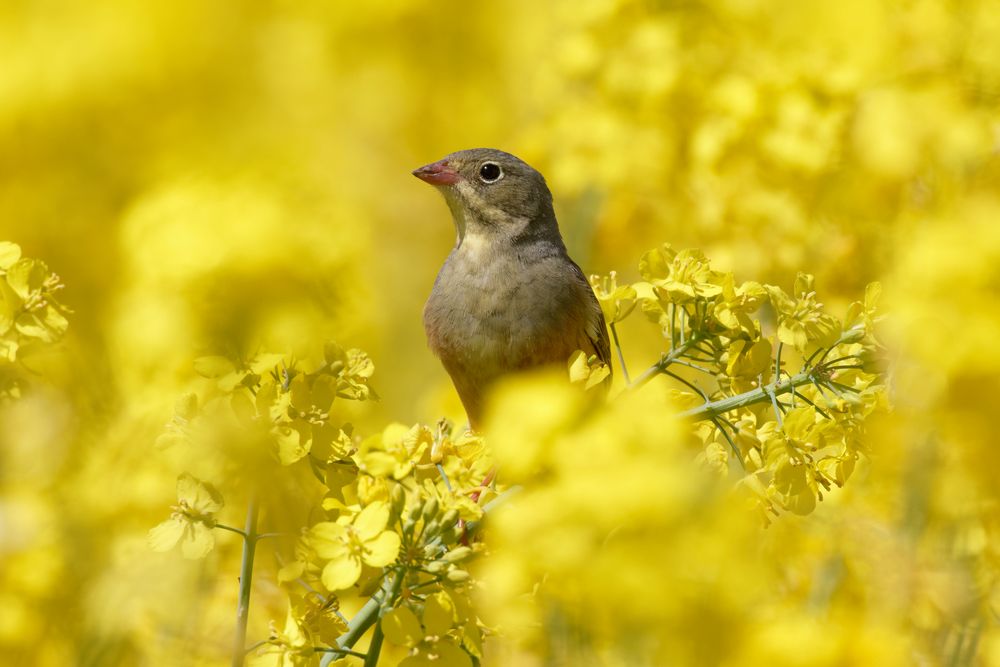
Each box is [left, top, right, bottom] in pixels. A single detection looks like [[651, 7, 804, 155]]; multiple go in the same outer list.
[[413, 148, 611, 428]]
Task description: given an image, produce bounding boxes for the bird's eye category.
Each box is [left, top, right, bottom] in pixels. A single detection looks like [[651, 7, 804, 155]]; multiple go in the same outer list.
[[478, 162, 503, 183]]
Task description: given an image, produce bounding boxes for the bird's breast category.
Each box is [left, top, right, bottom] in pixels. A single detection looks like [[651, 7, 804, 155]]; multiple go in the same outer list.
[[424, 246, 577, 379]]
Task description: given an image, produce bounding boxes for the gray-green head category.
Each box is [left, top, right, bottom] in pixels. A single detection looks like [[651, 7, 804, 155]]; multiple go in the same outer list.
[[412, 148, 561, 246]]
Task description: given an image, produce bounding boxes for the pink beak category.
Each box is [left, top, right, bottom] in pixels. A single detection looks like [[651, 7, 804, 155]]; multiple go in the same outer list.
[[412, 159, 459, 186]]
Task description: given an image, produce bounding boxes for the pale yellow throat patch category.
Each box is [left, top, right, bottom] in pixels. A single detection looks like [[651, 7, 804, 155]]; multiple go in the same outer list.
[[458, 232, 490, 259]]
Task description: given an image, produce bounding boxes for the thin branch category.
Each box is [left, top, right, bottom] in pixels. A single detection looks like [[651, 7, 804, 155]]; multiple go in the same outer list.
[[436, 463, 452, 492], [663, 370, 711, 403], [243, 640, 268, 656], [215, 523, 249, 539], [231, 496, 259, 667], [823, 364, 865, 372], [825, 380, 862, 394], [363, 570, 404, 667], [790, 390, 832, 420], [629, 336, 703, 390], [678, 369, 817, 421], [316, 648, 368, 659], [671, 359, 716, 375], [712, 417, 745, 470], [716, 415, 739, 433], [610, 322, 631, 384], [766, 385, 784, 428], [255, 532, 287, 541], [669, 303, 676, 350], [821, 355, 859, 368], [805, 346, 828, 368]]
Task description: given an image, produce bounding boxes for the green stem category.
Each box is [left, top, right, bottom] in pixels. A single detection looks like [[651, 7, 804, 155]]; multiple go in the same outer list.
[[629, 337, 702, 390], [669, 328, 865, 420], [679, 370, 816, 421], [232, 496, 259, 667], [215, 523, 248, 539], [610, 322, 631, 384], [363, 571, 404, 667], [323, 486, 523, 666]]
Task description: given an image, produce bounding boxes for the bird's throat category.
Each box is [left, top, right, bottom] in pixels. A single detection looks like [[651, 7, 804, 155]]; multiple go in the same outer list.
[[445, 195, 470, 246]]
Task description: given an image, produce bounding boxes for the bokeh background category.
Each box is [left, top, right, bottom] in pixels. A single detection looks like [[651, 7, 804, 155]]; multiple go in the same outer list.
[[1, 0, 998, 665]]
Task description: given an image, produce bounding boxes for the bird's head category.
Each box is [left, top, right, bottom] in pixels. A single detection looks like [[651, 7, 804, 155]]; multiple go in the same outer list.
[[412, 148, 560, 246]]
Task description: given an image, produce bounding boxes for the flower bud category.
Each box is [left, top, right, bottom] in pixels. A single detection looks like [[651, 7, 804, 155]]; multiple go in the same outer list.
[[390, 484, 406, 517], [443, 546, 472, 563], [446, 569, 470, 583], [422, 497, 439, 520], [439, 508, 459, 529]]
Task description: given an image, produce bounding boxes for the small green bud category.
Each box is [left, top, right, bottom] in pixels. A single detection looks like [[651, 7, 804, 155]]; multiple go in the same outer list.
[[443, 546, 472, 563], [426, 561, 446, 574], [439, 508, 459, 529], [446, 569, 470, 583], [408, 504, 422, 522], [390, 485, 406, 517], [438, 524, 461, 546], [422, 497, 439, 520]]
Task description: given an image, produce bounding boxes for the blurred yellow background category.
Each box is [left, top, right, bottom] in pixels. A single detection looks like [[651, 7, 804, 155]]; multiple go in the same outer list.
[[1, 0, 998, 665]]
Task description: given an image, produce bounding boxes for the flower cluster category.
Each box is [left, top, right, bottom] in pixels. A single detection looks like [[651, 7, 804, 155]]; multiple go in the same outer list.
[[150, 345, 494, 666], [0, 243, 69, 398], [591, 244, 885, 520]]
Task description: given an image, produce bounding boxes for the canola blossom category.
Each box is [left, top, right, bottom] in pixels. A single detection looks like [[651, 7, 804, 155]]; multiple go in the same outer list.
[[1, 1, 998, 665]]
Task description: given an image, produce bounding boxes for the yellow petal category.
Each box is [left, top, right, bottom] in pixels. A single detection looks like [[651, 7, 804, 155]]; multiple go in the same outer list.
[[353, 501, 389, 541], [0, 242, 21, 269], [275, 425, 306, 466], [321, 555, 362, 591], [567, 350, 590, 383], [422, 592, 455, 636], [148, 516, 186, 552], [176, 474, 224, 514], [180, 521, 216, 559], [433, 642, 473, 667], [362, 531, 400, 568], [381, 606, 422, 648], [310, 522, 349, 559]]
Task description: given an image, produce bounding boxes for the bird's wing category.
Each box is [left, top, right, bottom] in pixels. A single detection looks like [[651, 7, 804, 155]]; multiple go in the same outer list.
[[567, 258, 613, 374]]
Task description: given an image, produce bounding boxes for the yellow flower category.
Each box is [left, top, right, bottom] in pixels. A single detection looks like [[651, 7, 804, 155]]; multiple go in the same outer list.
[[382, 592, 473, 667], [310, 501, 401, 591], [148, 474, 224, 559], [358, 423, 432, 480], [567, 349, 612, 390], [589, 271, 636, 324], [766, 274, 840, 353]]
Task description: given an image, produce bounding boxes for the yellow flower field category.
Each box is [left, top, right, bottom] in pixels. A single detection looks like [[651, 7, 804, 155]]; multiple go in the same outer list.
[[0, 1, 997, 665]]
